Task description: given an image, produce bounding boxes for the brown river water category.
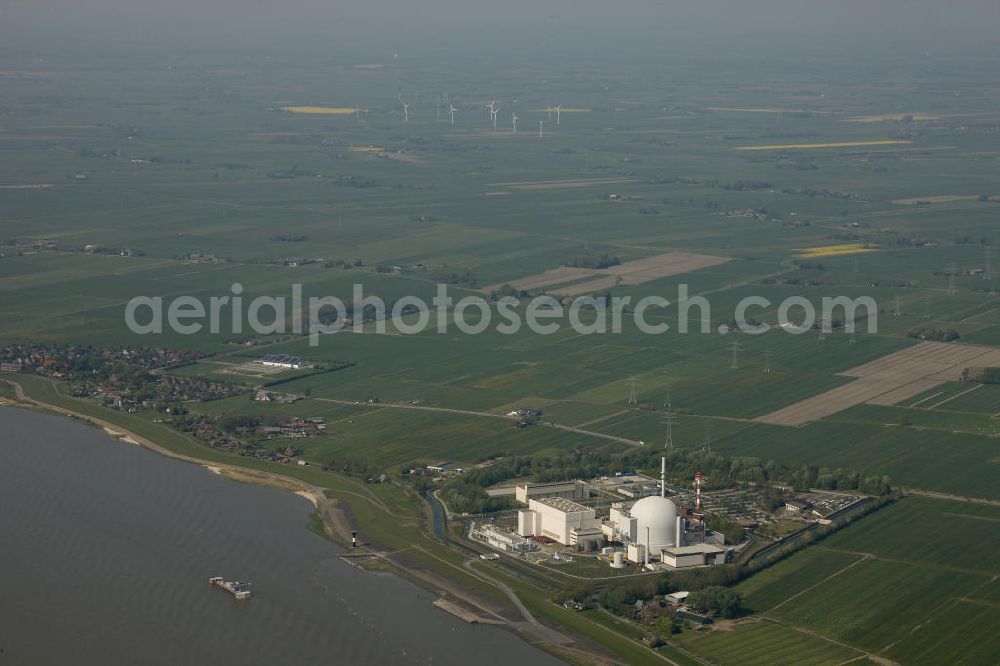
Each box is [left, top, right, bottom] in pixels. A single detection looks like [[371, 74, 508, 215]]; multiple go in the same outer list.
[[0, 406, 562, 666]]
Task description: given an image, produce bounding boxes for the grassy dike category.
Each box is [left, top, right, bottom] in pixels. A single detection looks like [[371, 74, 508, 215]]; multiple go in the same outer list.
[[0, 372, 683, 666]]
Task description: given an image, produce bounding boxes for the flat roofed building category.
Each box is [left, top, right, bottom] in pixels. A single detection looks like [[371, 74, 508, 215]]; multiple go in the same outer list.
[[518, 497, 601, 546], [258, 354, 310, 369], [660, 543, 724, 569], [570, 526, 604, 550], [665, 591, 689, 605], [515, 480, 589, 505]]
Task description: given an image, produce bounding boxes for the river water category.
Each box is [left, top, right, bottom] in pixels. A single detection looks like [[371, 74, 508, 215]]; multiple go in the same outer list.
[[0, 406, 561, 666]]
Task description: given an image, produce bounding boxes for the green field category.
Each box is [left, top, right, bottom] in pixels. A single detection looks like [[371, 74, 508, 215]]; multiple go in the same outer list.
[[736, 548, 865, 613], [4, 35, 1000, 664], [770, 559, 984, 651], [688, 496, 1000, 664], [883, 598, 1000, 666], [819, 495, 1000, 573], [675, 619, 863, 666]]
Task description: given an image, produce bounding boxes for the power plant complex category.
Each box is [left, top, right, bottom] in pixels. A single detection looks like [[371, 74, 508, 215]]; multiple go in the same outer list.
[[512, 457, 725, 570]]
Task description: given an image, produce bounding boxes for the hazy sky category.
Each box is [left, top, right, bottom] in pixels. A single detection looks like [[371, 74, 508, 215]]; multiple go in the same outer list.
[[3, 0, 999, 57]]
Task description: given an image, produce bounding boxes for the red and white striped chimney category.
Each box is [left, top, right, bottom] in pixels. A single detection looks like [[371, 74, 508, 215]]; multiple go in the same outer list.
[[695, 471, 703, 511]]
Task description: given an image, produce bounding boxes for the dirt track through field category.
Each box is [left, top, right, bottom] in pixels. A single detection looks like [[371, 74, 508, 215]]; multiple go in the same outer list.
[[485, 177, 635, 190], [483, 251, 729, 294], [756, 341, 1000, 426]]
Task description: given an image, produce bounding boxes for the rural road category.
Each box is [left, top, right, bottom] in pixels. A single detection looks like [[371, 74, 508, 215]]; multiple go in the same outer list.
[[902, 488, 1000, 507], [461, 558, 574, 645], [313, 397, 645, 447]]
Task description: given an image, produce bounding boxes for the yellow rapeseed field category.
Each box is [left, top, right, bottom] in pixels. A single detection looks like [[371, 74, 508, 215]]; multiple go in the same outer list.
[[796, 244, 879, 258], [737, 140, 912, 151], [282, 106, 355, 115]]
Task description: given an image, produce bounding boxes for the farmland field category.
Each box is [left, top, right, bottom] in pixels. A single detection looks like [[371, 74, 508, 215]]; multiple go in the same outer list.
[[755, 340, 1000, 425], [883, 599, 1000, 666], [770, 559, 984, 651], [4, 7, 1000, 665], [2, 43, 1000, 494], [687, 496, 1000, 664], [674, 619, 864, 665], [736, 548, 865, 613]]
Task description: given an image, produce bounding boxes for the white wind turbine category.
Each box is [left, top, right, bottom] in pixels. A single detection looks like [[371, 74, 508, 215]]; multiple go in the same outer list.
[[401, 100, 409, 124], [511, 111, 518, 134], [555, 104, 562, 125], [492, 105, 500, 130], [538, 120, 544, 138], [449, 103, 457, 125]]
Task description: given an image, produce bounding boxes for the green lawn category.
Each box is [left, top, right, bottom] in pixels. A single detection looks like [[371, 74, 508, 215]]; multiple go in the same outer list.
[[736, 548, 864, 613], [675, 619, 863, 666]]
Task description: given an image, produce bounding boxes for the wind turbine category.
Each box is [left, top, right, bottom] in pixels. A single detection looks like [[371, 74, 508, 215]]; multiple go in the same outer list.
[[401, 100, 409, 124], [485, 101, 495, 122], [555, 104, 562, 125], [492, 105, 500, 130], [449, 103, 457, 125], [538, 120, 544, 138], [512, 112, 518, 135]]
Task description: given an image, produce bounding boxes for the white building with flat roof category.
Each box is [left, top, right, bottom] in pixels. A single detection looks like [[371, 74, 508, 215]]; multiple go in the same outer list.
[[515, 480, 589, 505], [660, 543, 724, 569], [517, 497, 602, 546]]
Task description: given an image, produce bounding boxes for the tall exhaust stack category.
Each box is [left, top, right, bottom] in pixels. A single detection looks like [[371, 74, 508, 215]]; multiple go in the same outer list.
[[661, 456, 666, 498], [695, 471, 703, 511]]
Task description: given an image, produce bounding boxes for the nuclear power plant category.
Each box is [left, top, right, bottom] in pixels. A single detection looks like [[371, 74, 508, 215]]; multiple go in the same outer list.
[[602, 457, 724, 568], [509, 456, 725, 570]]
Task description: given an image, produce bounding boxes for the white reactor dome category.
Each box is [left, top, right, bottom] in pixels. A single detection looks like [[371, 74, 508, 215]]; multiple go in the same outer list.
[[630, 495, 678, 549]]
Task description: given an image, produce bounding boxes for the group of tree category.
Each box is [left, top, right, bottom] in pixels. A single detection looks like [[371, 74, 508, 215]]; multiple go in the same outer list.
[[562, 253, 621, 269], [705, 515, 746, 544], [961, 367, 1000, 384], [488, 284, 532, 300], [686, 586, 744, 618], [424, 267, 478, 287], [437, 475, 513, 514], [324, 258, 366, 269], [434, 447, 893, 517], [907, 326, 960, 342]]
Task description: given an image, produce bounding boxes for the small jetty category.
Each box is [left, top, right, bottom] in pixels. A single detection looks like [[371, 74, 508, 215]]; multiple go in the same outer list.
[[432, 598, 504, 625], [209, 576, 252, 600]]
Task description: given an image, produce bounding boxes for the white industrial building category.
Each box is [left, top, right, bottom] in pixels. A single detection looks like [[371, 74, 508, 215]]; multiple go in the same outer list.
[[515, 480, 589, 505], [258, 354, 310, 369], [518, 497, 603, 548], [603, 457, 725, 569], [470, 523, 537, 554], [660, 543, 725, 568]]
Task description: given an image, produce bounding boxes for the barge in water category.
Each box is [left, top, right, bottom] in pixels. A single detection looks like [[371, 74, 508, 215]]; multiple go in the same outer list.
[[209, 576, 252, 600]]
